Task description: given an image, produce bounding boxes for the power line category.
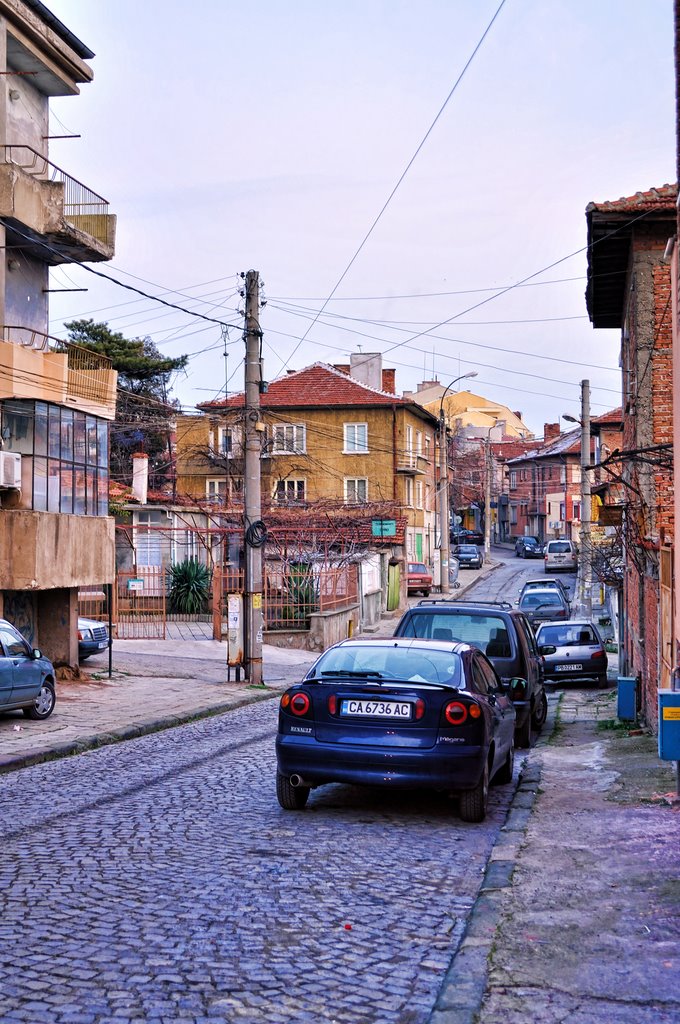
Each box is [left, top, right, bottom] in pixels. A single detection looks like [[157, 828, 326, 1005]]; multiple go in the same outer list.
[[2, 219, 243, 330], [277, 0, 508, 374]]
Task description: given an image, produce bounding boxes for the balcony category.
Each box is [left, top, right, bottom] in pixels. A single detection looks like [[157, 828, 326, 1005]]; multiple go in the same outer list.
[[0, 146, 116, 263], [396, 454, 427, 474], [0, 327, 117, 418]]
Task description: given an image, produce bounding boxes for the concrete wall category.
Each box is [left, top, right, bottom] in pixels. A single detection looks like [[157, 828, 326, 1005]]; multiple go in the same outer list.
[[0, 509, 115, 589], [6, 73, 48, 152]]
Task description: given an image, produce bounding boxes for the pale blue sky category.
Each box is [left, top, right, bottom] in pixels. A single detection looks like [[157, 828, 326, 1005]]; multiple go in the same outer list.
[[45, 1, 675, 433]]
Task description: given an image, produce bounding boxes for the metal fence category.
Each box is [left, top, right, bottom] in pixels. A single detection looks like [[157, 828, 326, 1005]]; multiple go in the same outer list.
[[2, 144, 112, 245], [114, 568, 166, 639], [264, 563, 358, 630]]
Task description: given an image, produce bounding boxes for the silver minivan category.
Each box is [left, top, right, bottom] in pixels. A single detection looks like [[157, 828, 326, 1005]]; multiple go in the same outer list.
[[544, 539, 577, 573]]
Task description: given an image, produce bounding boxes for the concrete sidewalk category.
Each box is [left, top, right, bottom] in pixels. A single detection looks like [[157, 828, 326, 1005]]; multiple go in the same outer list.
[[431, 688, 680, 1024]]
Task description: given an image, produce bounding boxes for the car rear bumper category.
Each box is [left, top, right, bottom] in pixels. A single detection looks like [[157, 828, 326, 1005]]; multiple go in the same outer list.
[[276, 734, 487, 791]]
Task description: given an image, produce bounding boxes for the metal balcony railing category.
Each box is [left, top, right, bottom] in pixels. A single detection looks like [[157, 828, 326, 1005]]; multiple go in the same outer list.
[[2, 325, 112, 403], [2, 145, 111, 245]]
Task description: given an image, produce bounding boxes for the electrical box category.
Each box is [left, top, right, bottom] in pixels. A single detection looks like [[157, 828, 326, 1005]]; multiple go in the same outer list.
[[226, 593, 243, 667], [617, 676, 637, 721], [658, 690, 680, 761]]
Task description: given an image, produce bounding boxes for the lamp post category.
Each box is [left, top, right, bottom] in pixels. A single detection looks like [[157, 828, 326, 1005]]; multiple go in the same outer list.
[[563, 379, 592, 618], [438, 371, 478, 593]]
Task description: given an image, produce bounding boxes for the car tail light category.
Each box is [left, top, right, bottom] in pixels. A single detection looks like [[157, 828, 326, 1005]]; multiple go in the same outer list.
[[590, 650, 606, 661], [290, 692, 311, 716], [469, 703, 482, 719], [415, 698, 425, 720], [444, 701, 468, 725], [280, 693, 291, 709], [328, 694, 337, 714]]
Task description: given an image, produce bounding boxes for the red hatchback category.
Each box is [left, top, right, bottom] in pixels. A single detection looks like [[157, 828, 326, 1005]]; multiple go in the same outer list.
[[407, 562, 433, 596]]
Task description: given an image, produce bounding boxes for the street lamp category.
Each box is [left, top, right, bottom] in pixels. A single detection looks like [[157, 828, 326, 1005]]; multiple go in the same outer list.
[[562, 380, 591, 617], [438, 371, 478, 592]]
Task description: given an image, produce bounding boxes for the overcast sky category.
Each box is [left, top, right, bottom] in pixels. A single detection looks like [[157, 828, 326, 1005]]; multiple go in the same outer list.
[[45, 0, 675, 435]]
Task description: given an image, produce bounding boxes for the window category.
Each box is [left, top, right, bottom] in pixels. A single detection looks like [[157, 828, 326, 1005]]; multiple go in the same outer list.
[[509, 470, 517, 490], [405, 478, 414, 506], [0, 400, 109, 517], [275, 478, 306, 502], [345, 477, 367, 503], [415, 481, 423, 508], [573, 500, 581, 521], [271, 423, 306, 454], [216, 425, 240, 458], [344, 422, 368, 453], [415, 430, 423, 456], [405, 425, 413, 456], [559, 502, 566, 521], [560, 465, 566, 484], [425, 435, 432, 460], [206, 479, 227, 502], [510, 504, 518, 525], [425, 483, 432, 511]]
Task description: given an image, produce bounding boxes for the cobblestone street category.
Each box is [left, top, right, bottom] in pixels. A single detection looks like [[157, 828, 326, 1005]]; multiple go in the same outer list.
[[1, 699, 518, 1024]]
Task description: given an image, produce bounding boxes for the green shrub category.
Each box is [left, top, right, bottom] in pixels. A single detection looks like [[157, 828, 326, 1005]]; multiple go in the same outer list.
[[167, 560, 211, 615]]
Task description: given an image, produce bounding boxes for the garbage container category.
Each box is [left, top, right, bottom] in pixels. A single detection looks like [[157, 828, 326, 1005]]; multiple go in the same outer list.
[[448, 556, 460, 590], [617, 676, 637, 721]]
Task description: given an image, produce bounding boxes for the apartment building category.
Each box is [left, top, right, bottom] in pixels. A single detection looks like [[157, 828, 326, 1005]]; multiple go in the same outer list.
[[176, 355, 440, 569], [0, 2, 116, 667]]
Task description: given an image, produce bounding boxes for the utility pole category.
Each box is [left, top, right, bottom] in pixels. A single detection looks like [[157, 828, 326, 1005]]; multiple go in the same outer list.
[[484, 436, 492, 559], [243, 270, 263, 686], [439, 411, 450, 593], [580, 379, 592, 619]]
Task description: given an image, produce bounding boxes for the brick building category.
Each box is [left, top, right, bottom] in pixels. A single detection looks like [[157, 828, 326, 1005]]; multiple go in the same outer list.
[[586, 185, 676, 725]]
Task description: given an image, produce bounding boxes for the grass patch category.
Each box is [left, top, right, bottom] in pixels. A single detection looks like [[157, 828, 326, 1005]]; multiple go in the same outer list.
[[597, 718, 636, 733]]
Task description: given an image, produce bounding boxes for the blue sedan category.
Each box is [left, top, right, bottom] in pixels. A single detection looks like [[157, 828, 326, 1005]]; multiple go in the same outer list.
[[275, 637, 516, 822]]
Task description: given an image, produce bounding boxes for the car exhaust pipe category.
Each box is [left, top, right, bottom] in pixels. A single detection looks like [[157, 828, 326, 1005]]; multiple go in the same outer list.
[[290, 774, 309, 788]]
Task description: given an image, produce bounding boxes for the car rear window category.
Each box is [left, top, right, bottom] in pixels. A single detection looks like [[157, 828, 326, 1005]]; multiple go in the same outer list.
[[409, 563, 429, 573], [310, 644, 462, 685], [538, 625, 596, 646], [519, 592, 562, 608], [547, 541, 572, 553], [399, 613, 512, 656], [456, 545, 478, 553]]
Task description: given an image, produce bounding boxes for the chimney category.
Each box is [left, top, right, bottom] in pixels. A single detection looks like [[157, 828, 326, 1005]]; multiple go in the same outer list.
[[381, 368, 396, 393], [333, 363, 350, 376], [349, 351, 382, 390], [132, 452, 149, 505], [513, 411, 522, 420], [417, 379, 440, 392], [543, 423, 561, 442]]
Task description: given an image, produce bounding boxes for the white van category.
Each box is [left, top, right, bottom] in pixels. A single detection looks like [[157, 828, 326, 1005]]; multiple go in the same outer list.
[[544, 539, 577, 573]]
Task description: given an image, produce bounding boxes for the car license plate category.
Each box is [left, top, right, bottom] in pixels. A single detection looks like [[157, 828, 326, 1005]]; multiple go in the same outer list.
[[98, 641, 108, 649], [340, 699, 412, 719], [555, 663, 582, 672]]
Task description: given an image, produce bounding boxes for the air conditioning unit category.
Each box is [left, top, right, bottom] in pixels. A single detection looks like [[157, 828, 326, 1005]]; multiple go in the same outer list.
[[0, 451, 21, 489]]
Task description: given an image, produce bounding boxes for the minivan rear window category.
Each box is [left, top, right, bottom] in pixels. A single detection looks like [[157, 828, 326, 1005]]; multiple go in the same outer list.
[[400, 613, 512, 656], [547, 541, 571, 552]]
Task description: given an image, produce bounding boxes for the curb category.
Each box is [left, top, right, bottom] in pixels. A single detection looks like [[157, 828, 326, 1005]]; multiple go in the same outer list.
[[0, 689, 278, 776], [427, 692, 558, 1024]]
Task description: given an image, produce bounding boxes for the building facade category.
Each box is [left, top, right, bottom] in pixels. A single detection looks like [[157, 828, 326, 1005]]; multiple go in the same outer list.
[[176, 358, 440, 571], [0, 2, 117, 667], [587, 185, 676, 724]]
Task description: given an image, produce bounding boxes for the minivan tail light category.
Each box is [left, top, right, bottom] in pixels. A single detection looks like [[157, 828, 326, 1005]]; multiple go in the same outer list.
[[445, 701, 468, 725]]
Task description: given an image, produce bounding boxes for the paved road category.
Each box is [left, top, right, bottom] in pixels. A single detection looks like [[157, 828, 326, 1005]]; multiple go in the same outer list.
[[1, 699, 519, 1024]]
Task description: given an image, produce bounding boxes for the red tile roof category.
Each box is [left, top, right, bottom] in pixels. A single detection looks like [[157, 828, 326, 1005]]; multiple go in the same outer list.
[[586, 184, 677, 215], [199, 362, 412, 411]]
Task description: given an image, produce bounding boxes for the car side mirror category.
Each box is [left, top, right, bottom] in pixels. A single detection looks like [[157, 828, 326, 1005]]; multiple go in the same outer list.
[[539, 644, 556, 655], [32, 648, 42, 659], [509, 677, 528, 699]]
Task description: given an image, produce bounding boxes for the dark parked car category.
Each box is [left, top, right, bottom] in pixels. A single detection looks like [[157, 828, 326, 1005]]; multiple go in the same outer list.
[[518, 588, 570, 628], [535, 620, 609, 688], [514, 536, 543, 558], [0, 618, 56, 720], [407, 562, 433, 597], [454, 544, 483, 570], [276, 637, 516, 822], [78, 617, 110, 660], [451, 527, 484, 545], [394, 600, 547, 747]]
